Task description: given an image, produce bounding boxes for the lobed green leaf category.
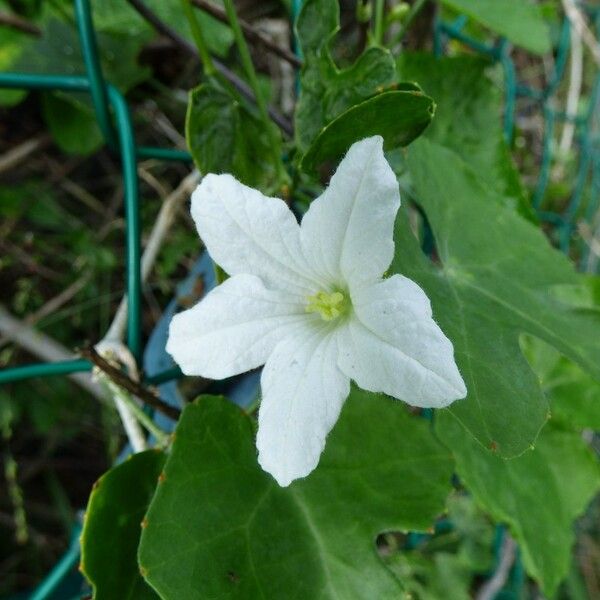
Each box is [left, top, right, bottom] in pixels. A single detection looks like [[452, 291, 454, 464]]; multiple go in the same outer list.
[[186, 81, 282, 190], [437, 413, 600, 595], [395, 139, 600, 457], [139, 393, 454, 599]]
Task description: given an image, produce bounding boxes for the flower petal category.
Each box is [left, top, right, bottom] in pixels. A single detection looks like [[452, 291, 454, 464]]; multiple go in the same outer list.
[[257, 326, 350, 487], [300, 136, 400, 288], [192, 174, 322, 295], [338, 275, 466, 407], [166, 274, 308, 379]]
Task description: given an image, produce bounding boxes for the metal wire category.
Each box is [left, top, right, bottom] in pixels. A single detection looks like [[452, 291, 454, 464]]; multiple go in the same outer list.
[[0, 0, 191, 387]]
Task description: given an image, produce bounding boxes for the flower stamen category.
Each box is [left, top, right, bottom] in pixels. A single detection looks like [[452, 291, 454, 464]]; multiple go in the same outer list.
[[305, 291, 347, 321]]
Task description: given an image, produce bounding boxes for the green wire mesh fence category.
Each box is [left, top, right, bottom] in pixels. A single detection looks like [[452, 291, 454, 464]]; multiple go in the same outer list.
[[0, 0, 598, 598], [435, 7, 600, 258], [0, 0, 192, 390]]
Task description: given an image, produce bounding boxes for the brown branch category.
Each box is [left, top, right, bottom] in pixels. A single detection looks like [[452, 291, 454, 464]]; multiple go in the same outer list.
[[125, 0, 293, 136], [0, 12, 41, 36], [191, 0, 301, 68], [0, 133, 51, 175], [80, 347, 181, 421]]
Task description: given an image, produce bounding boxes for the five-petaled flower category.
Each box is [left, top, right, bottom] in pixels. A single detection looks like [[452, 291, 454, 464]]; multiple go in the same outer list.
[[167, 136, 466, 486]]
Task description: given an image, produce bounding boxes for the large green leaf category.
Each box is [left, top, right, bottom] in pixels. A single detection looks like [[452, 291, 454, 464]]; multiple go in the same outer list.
[[301, 88, 434, 173], [440, 0, 551, 55], [81, 450, 166, 599], [139, 393, 454, 599], [397, 53, 533, 221], [437, 412, 600, 596], [393, 139, 600, 457], [186, 81, 282, 190], [523, 336, 600, 430], [295, 0, 396, 153]]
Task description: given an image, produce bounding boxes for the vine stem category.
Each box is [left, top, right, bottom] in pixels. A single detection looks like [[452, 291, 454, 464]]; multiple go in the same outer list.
[[98, 375, 170, 448], [180, 0, 215, 76], [191, 0, 301, 67], [373, 0, 386, 45], [126, 0, 293, 134], [222, 0, 287, 186], [392, 0, 429, 46]]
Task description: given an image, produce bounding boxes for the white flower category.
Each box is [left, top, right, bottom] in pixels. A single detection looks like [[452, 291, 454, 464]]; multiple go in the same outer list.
[[167, 136, 466, 487]]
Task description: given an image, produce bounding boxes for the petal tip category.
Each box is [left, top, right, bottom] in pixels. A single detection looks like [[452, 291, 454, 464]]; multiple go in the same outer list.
[[257, 452, 297, 488]]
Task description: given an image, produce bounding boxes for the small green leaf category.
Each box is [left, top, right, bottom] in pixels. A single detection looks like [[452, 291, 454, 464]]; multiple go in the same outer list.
[[394, 139, 600, 456], [294, 0, 338, 56], [301, 89, 434, 173], [437, 412, 600, 596], [295, 0, 396, 153], [139, 393, 454, 599], [186, 82, 282, 190], [440, 0, 551, 54], [81, 450, 166, 600]]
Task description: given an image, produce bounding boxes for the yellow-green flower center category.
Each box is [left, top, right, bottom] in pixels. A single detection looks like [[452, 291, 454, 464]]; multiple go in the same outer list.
[[305, 290, 348, 321]]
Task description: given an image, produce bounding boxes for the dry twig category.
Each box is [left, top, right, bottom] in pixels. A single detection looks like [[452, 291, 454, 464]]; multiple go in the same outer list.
[[125, 0, 293, 135], [0, 305, 105, 402], [475, 533, 517, 600], [562, 0, 600, 68], [191, 0, 301, 67], [0, 134, 51, 175], [103, 169, 201, 342], [558, 26, 583, 164], [0, 12, 41, 36], [79, 347, 180, 421]]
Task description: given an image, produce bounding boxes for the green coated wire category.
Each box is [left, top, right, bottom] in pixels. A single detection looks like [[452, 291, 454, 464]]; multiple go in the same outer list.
[[28, 524, 82, 600], [437, 18, 498, 58], [73, 0, 142, 357], [564, 75, 600, 223], [0, 359, 92, 385], [498, 40, 516, 143], [585, 153, 600, 224], [533, 105, 556, 211], [104, 83, 142, 360], [74, 0, 117, 150], [0, 74, 192, 163], [0, 71, 143, 362], [0, 73, 89, 91], [545, 18, 571, 98], [136, 146, 192, 162], [581, 153, 600, 269]]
